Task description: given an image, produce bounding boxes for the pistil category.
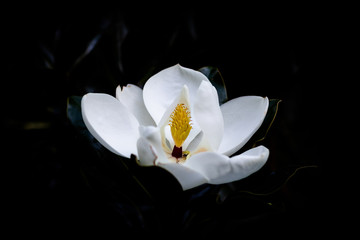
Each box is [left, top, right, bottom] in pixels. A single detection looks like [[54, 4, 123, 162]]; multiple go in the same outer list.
[[171, 146, 183, 159]]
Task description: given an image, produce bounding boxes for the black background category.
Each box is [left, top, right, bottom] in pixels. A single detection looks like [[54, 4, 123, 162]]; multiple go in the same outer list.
[[3, 4, 347, 237]]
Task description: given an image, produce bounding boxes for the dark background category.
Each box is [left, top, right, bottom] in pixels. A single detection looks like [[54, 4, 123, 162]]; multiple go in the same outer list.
[[3, 4, 344, 237]]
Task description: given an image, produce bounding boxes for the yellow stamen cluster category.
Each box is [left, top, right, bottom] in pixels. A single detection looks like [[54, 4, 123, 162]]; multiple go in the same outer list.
[[169, 103, 192, 148]]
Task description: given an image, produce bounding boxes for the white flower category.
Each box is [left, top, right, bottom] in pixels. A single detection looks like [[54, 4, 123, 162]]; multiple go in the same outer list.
[[81, 64, 269, 190]]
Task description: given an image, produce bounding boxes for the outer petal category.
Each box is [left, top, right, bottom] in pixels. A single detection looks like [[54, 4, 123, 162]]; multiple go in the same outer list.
[[143, 64, 209, 124], [184, 145, 269, 184], [116, 84, 155, 126], [193, 80, 224, 151], [81, 93, 139, 158], [158, 163, 208, 191], [218, 96, 269, 156]]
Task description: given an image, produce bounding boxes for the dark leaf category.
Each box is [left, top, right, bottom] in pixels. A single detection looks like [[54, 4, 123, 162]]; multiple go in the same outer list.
[[198, 66, 228, 104], [67, 96, 86, 130], [72, 33, 103, 69], [244, 99, 281, 149], [70, 19, 111, 70], [39, 44, 55, 69], [115, 20, 128, 73]]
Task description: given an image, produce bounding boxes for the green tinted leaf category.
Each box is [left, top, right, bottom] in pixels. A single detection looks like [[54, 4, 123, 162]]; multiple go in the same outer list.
[[198, 66, 228, 104]]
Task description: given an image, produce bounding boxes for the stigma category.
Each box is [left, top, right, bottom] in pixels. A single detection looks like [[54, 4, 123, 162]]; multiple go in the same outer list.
[[169, 103, 192, 158]]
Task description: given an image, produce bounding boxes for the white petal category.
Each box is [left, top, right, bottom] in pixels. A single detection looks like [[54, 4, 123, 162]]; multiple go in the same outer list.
[[184, 145, 269, 185], [143, 64, 209, 124], [193, 81, 224, 151], [136, 125, 208, 190], [81, 93, 139, 158], [218, 96, 269, 156], [136, 137, 157, 166], [158, 163, 208, 191], [186, 131, 203, 152], [116, 84, 155, 126], [138, 126, 169, 164]]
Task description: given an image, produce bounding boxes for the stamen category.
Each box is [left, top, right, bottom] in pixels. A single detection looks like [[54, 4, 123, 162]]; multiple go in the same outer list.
[[169, 103, 192, 158]]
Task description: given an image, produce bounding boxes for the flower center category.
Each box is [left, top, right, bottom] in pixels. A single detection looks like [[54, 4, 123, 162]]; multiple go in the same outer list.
[[169, 103, 192, 158]]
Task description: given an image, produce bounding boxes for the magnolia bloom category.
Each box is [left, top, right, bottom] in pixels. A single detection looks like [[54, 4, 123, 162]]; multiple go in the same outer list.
[[82, 64, 269, 190]]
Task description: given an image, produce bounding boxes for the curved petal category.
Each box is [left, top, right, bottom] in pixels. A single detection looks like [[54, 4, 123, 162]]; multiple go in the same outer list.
[[186, 131, 203, 152], [138, 126, 169, 164], [158, 163, 208, 191], [81, 93, 139, 158], [143, 64, 209, 124], [193, 80, 224, 151], [218, 96, 269, 156], [184, 145, 269, 185], [116, 84, 155, 126]]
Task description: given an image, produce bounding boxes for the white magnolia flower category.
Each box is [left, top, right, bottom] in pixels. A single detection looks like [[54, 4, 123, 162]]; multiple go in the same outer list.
[[81, 64, 269, 190]]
